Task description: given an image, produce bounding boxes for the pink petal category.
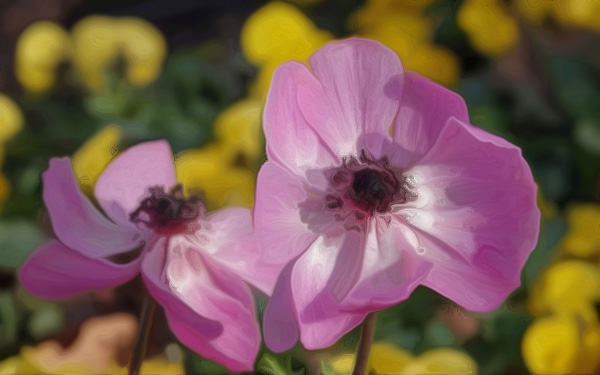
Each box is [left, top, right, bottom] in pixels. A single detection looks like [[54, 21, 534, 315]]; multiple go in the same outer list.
[[197, 207, 279, 296], [141, 236, 260, 372], [264, 61, 339, 181], [336, 217, 432, 311], [95, 140, 177, 227], [19, 241, 140, 300], [253, 161, 318, 278], [263, 261, 300, 352], [290, 234, 368, 350], [43, 158, 144, 258], [393, 73, 469, 167], [402, 116, 540, 312], [308, 38, 404, 155]]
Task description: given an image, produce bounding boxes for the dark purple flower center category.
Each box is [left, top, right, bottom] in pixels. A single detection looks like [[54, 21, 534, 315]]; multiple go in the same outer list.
[[350, 167, 399, 214], [130, 184, 204, 232]]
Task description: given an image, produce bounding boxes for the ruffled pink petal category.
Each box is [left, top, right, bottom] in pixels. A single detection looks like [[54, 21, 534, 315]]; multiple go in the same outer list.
[[141, 236, 260, 372], [19, 241, 140, 300], [264, 61, 339, 181], [393, 73, 469, 167], [290, 233, 368, 350], [43, 158, 144, 258], [95, 140, 177, 227], [308, 38, 404, 155], [253, 161, 318, 278], [197, 207, 278, 296], [337, 217, 433, 311], [400, 116, 540, 312]]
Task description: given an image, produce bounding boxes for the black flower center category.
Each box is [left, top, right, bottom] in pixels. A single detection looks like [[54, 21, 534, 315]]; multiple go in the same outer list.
[[350, 168, 399, 214], [130, 184, 203, 231]]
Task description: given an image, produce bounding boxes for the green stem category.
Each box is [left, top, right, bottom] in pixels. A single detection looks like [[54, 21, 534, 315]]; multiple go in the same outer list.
[[352, 312, 377, 375], [128, 292, 156, 375]]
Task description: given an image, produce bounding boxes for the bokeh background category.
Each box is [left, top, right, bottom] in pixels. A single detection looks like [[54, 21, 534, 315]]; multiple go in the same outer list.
[[0, 0, 599, 374]]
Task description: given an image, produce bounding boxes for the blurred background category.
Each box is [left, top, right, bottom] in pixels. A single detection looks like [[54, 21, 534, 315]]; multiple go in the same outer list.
[[0, 0, 599, 374]]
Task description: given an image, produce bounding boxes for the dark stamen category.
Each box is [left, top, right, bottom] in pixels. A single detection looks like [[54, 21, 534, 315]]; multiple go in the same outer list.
[[130, 184, 203, 230]]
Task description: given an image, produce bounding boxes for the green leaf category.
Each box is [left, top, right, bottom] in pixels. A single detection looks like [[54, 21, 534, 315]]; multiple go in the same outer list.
[[0, 293, 18, 348], [0, 220, 46, 268], [256, 353, 305, 375]]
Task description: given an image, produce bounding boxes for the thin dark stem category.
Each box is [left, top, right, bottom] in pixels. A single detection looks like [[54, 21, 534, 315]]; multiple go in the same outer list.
[[128, 292, 157, 375], [352, 312, 377, 375]]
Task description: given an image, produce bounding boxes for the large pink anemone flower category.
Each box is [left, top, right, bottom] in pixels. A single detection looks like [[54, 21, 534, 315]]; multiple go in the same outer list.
[[256, 38, 541, 352], [19, 140, 268, 372]]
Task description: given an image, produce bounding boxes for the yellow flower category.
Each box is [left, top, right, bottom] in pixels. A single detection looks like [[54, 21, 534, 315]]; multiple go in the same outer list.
[[213, 99, 263, 162], [14, 21, 72, 94], [0, 93, 23, 144], [176, 145, 255, 210], [460, 0, 600, 58], [528, 260, 600, 321], [241, 1, 332, 97], [72, 125, 123, 196], [325, 342, 477, 374], [549, 0, 600, 33], [0, 93, 24, 203], [176, 98, 263, 210], [0, 350, 182, 375], [561, 203, 600, 259], [522, 315, 600, 375], [351, 0, 460, 86], [71, 15, 167, 91], [457, 0, 518, 58]]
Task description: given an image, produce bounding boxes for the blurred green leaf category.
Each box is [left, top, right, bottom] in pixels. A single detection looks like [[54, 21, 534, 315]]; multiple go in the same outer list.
[[0, 293, 18, 348], [0, 220, 46, 268], [28, 303, 64, 340]]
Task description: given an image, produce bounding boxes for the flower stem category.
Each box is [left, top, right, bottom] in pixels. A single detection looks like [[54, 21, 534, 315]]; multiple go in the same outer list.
[[129, 292, 156, 375], [352, 312, 376, 375]]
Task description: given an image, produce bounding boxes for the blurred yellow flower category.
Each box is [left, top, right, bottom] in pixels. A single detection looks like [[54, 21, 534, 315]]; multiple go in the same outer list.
[[0, 93, 23, 144], [213, 99, 263, 162], [460, 0, 600, 58], [176, 145, 256, 210], [241, 1, 332, 97], [0, 352, 182, 375], [458, 0, 518, 58], [176, 98, 263, 210], [71, 15, 167, 91], [0, 93, 24, 203], [522, 314, 600, 375], [326, 342, 477, 375], [15, 21, 72, 94], [351, 0, 460, 86], [561, 203, 600, 258], [72, 125, 123, 196], [528, 260, 600, 322]]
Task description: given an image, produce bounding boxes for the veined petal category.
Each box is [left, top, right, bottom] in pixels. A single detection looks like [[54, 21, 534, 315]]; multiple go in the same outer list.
[[254, 161, 318, 274], [338, 217, 432, 310], [403, 117, 539, 312], [393, 73, 469, 167], [307, 38, 404, 155], [19, 241, 140, 300], [95, 140, 177, 227], [196, 207, 279, 296], [264, 61, 339, 179], [43, 158, 144, 258], [290, 234, 367, 350], [141, 236, 260, 372]]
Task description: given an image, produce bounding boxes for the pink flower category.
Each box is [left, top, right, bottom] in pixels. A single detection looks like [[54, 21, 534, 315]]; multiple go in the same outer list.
[[256, 38, 540, 351], [19, 140, 268, 372]]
